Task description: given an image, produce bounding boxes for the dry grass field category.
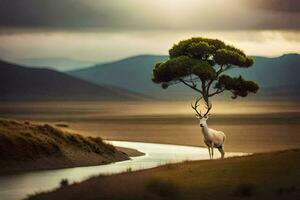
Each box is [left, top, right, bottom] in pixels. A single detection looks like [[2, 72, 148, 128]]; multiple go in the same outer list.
[[26, 149, 300, 200]]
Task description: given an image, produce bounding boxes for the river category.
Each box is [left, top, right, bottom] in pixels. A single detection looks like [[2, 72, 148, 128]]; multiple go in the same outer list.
[[0, 141, 247, 200]]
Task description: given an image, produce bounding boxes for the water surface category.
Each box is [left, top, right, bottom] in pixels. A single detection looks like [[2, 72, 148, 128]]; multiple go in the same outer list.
[[0, 141, 246, 200]]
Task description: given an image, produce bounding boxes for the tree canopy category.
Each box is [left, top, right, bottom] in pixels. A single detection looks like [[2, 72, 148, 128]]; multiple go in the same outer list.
[[152, 37, 259, 113]]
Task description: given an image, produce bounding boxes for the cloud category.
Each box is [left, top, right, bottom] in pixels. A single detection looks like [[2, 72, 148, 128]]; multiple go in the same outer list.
[[247, 0, 300, 13], [0, 0, 110, 29], [0, 0, 299, 32], [1, 30, 299, 63]]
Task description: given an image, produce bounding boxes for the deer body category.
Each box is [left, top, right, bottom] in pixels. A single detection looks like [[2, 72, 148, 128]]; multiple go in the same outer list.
[[191, 97, 226, 159], [199, 118, 226, 159]]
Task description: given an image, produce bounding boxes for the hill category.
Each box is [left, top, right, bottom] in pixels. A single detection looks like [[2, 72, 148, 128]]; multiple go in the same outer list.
[[0, 118, 130, 174], [15, 57, 98, 71], [0, 60, 145, 101], [26, 149, 300, 200], [69, 54, 300, 100]]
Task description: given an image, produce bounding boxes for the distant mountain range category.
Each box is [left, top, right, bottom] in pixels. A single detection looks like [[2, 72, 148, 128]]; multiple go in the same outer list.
[[15, 57, 98, 71], [1, 54, 299, 101], [68, 54, 300, 100], [0, 60, 144, 101]]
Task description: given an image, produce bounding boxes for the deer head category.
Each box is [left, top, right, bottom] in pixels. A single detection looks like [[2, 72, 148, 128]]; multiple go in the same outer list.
[[191, 97, 212, 127]]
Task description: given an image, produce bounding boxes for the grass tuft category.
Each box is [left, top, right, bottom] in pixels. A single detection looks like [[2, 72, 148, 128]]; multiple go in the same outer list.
[[125, 167, 132, 173], [60, 179, 69, 187]]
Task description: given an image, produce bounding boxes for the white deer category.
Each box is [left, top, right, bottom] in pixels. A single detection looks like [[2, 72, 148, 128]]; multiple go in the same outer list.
[[191, 97, 226, 159]]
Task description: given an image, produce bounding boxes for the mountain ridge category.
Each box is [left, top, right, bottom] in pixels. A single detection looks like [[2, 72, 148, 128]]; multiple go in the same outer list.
[[68, 53, 300, 100], [0, 60, 145, 101], [15, 57, 98, 71]]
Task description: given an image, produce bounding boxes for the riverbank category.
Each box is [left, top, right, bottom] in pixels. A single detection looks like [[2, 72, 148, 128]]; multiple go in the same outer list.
[[116, 146, 145, 157], [26, 148, 300, 200], [0, 119, 141, 174], [0, 141, 245, 200]]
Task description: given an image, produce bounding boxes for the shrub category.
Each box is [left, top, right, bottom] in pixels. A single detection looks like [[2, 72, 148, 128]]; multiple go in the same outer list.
[[91, 137, 103, 145], [60, 179, 69, 187], [125, 167, 132, 173]]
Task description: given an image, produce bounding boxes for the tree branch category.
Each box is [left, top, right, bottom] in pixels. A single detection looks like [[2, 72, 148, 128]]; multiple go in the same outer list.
[[205, 65, 224, 96], [218, 64, 233, 75], [216, 65, 224, 75], [184, 77, 200, 84], [179, 79, 203, 94], [206, 65, 230, 97], [209, 88, 225, 97]]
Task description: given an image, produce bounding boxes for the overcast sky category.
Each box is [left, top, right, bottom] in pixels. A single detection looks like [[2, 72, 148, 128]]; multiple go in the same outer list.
[[0, 0, 299, 68]]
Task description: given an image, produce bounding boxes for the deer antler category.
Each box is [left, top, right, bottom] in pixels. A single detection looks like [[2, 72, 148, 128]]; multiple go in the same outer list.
[[203, 100, 212, 117], [191, 97, 213, 118], [191, 97, 202, 117]]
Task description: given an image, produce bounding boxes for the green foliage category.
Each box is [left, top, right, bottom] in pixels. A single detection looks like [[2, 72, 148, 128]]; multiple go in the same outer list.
[[225, 45, 246, 56], [186, 41, 213, 59], [169, 37, 226, 59], [192, 61, 216, 81], [214, 49, 253, 67], [216, 75, 259, 99], [152, 56, 198, 83], [152, 36, 259, 101]]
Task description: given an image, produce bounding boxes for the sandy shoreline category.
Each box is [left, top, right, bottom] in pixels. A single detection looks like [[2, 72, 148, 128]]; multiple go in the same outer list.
[[116, 146, 145, 157]]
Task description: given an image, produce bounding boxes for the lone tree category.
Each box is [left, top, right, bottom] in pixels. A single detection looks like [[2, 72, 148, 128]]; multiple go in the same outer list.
[[152, 37, 259, 116]]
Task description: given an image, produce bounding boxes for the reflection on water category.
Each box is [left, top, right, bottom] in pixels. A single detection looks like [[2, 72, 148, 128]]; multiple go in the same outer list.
[[0, 141, 246, 200]]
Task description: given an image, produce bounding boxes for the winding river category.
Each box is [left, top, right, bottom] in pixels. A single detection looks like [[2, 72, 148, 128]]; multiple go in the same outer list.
[[0, 141, 247, 200]]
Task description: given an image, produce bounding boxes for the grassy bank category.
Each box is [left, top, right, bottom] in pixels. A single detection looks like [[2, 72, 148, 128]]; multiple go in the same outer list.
[[27, 149, 300, 200], [0, 118, 130, 174]]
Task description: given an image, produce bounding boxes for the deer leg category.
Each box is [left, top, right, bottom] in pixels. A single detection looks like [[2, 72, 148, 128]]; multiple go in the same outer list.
[[208, 147, 211, 159], [211, 144, 214, 159], [218, 146, 225, 159]]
